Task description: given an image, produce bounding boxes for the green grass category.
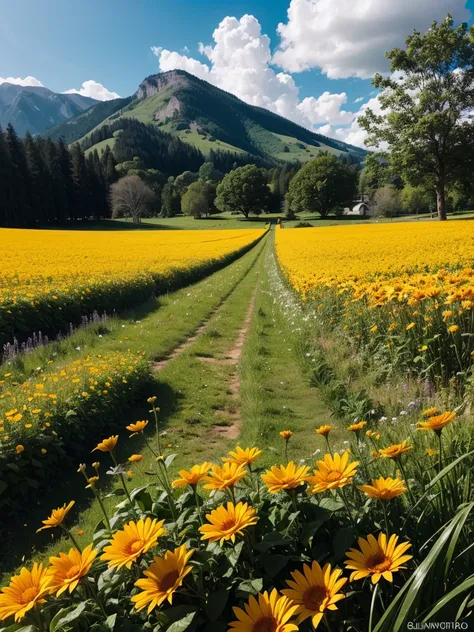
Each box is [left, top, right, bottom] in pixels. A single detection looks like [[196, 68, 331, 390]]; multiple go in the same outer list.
[[174, 130, 244, 156], [272, 133, 343, 162], [84, 137, 116, 158]]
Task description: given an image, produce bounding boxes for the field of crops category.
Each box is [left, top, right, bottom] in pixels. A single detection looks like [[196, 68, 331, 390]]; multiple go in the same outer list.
[[0, 227, 266, 347], [276, 221, 474, 383]]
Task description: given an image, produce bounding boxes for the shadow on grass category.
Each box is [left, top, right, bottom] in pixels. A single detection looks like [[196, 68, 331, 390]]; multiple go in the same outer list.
[[0, 380, 182, 577]]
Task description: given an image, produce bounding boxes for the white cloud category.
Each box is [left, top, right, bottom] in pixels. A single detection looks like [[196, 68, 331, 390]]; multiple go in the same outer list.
[[152, 14, 356, 131], [273, 0, 470, 78], [0, 75, 44, 87], [64, 80, 120, 101], [354, 97, 364, 103], [333, 95, 384, 148]]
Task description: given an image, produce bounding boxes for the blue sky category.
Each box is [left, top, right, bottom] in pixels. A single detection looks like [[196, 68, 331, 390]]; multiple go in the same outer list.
[[1, 0, 473, 146]]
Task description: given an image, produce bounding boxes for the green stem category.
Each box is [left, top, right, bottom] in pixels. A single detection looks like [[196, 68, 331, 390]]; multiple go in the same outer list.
[[325, 436, 332, 455], [339, 488, 358, 535], [380, 500, 389, 535], [152, 405, 163, 456], [285, 441, 289, 464], [110, 450, 136, 515], [437, 431, 443, 472], [397, 459, 415, 506], [369, 583, 379, 632], [94, 490, 111, 530], [61, 525, 82, 552], [193, 487, 204, 525]]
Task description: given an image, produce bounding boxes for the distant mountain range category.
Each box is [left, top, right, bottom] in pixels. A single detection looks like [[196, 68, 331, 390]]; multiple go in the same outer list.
[[0, 83, 97, 136], [47, 70, 368, 164]]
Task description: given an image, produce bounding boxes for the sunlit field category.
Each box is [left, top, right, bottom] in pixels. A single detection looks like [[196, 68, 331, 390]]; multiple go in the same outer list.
[[276, 221, 474, 384]]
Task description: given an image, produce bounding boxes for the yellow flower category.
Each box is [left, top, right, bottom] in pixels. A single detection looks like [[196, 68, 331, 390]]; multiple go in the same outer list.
[[204, 463, 248, 491], [10, 413, 22, 422], [172, 462, 213, 488], [426, 448, 438, 457], [261, 462, 310, 494], [308, 452, 359, 494], [448, 324, 460, 333], [417, 411, 456, 433], [92, 435, 118, 452], [0, 563, 52, 622], [101, 518, 165, 569], [370, 325, 378, 333], [92, 461, 100, 469], [279, 430, 293, 441], [345, 533, 412, 584], [406, 322, 415, 331], [199, 502, 258, 545], [358, 477, 407, 500], [423, 407, 439, 417], [347, 421, 367, 432], [132, 545, 194, 614], [85, 476, 99, 489], [128, 454, 143, 463], [37, 500, 75, 532], [147, 396, 158, 405], [222, 447, 262, 466], [315, 425, 332, 437], [282, 561, 347, 629], [16, 444, 24, 454], [126, 420, 149, 437], [41, 448, 47, 455], [47, 544, 98, 596], [229, 589, 298, 632], [379, 440, 412, 460]]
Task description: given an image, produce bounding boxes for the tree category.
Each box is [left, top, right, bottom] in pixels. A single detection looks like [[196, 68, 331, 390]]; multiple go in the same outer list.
[[198, 161, 222, 183], [182, 181, 212, 218], [215, 165, 271, 218], [372, 186, 402, 218], [400, 185, 432, 215], [174, 170, 199, 198], [359, 154, 392, 198], [286, 154, 357, 217], [161, 178, 181, 217], [110, 176, 157, 223], [359, 16, 474, 220]]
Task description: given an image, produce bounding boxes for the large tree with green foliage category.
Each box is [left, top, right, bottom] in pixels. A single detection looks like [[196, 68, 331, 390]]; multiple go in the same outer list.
[[182, 181, 215, 218], [215, 165, 271, 218], [359, 16, 474, 221], [286, 153, 357, 217]]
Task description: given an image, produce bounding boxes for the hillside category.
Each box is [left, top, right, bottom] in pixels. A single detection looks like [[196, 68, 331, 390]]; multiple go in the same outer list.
[[0, 83, 97, 136], [47, 70, 368, 164]]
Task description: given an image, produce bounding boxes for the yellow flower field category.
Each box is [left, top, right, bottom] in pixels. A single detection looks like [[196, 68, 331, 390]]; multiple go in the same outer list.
[[0, 227, 265, 346], [275, 221, 474, 381]]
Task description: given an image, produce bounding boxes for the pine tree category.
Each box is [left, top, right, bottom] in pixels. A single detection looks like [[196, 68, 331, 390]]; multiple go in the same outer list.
[[6, 123, 32, 226], [0, 126, 14, 226]]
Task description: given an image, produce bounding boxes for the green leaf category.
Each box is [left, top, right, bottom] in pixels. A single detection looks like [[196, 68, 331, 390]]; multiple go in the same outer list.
[[104, 614, 117, 630], [423, 575, 474, 621], [0, 481, 8, 496], [49, 602, 88, 631], [205, 587, 230, 621], [166, 612, 197, 632], [65, 409, 77, 418], [165, 453, 177, 468], [333, 527, 355, 561], [319, 497, 344, 512], [262, 553, 290, 578], [236, 578, 263, 598], [254, 532, 292, 553], [227, 541, 244, 568]]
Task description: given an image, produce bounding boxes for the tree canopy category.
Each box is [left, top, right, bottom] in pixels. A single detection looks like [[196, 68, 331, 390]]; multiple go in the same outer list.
[[359, 16, 474, 220], [286, 153, 357, 217], [215, 165, 271, 218]]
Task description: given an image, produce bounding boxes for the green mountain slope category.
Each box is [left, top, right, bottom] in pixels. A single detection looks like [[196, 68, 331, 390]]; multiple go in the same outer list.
[[47, 70, 368, 163]]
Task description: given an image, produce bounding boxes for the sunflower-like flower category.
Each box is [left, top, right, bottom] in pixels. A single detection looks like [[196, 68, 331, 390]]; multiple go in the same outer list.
[[280, 430, 293, 440], [171, 462, 213, 488], [204, 462, 248, 491], [281, 561, 347, 629], [199, 502, 258, 545], [261, 461, 310, 494], [358, 477, 407, 500], [417, 411, 456, 434], [0, 563, 52, 622], [92, 435, 118, 453], [379, 440, 412, 460], [101, 518, 165, 569], [315, 425, 332, 437], [222, 447, 262, 466], [37, 500, 75, 532], [347, 421, 367, 432], [132, 545, 193, 614], [423, 407, 439, 418], [126, 420, 149, 437], [47, 544, 98, 596], [345, 533, 412, 584], [229, 588, 298, 632], [307, 452, 359, 494]]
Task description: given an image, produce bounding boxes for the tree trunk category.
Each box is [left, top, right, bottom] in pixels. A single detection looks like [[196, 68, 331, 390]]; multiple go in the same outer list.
[[436, 179, 447, 221]]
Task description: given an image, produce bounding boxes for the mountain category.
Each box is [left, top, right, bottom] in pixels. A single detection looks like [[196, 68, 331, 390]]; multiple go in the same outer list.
[[47, 70, 368, 165], [0, 83, 97, 136]]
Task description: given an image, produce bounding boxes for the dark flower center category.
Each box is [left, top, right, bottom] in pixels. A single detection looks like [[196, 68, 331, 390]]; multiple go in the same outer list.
[[253, 616, 278, 632], [159, 570, 180, 592], [303, 585, 328, 611]]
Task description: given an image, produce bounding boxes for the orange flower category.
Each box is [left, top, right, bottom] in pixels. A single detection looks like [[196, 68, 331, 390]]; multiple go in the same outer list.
[[126, 420, 149, 437], [92, 435, 118, 453], [37, 501, 75, 532], [128, 454, 144, 463], [101, 518, 165, 569], [222, 447, 262, 466], [172, 462, 213, 488], [261, 462, 310, 494], [379, 440, 412, 460], [347, 421, 367, 432], [280, 430, 293, 441], [308, 452, 358, 494], [315, 425, 332, 437], [47, 544, 98, 596], [417, 411, 456, 433], [204, 463, 248, 491]]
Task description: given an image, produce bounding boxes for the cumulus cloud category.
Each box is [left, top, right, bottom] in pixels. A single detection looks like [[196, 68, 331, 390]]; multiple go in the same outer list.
[[354, 97, 364, 103], [64, 80, 120, 101], [152, 14, 356, 130], [0, 75, 44, 87], [273, 0, 470, 79]]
